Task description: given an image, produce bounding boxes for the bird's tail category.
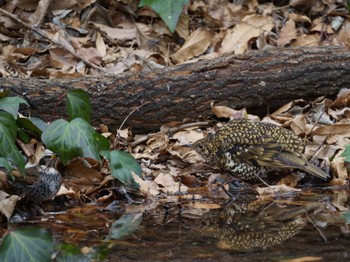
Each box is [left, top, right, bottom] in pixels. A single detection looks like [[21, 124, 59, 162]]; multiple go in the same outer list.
[[278, 153, 330, 181]]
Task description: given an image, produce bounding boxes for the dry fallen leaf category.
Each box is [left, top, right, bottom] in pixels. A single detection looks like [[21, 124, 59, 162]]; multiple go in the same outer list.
[[93, 22, 137, 44], [256, 184, 301, 196], [211, 103, 247, 119], [171, 28, 213, 63], [172, 129, 204, 145], [64, 158, 104, 196], [220, 14, 274, 54], [330, 155, 348, 186], [290, 115, 307, 136], [154, 173, 188, 194], [96, 31, 107, 57], [338, 19, 350, 47], [277, 19, 297, 47], [146, 133, 169, 152], [131, 172, 160, 196], [331, 88, 350, 108], [0, 190, 20, 220], [291, 34, 320, 47], [312, 124, 350, 144]]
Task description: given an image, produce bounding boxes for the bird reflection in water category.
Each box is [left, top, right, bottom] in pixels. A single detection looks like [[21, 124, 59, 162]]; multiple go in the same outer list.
[[200, 200, 317, 251]]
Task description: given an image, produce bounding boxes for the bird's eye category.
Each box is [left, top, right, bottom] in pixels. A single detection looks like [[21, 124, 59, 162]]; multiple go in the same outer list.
[[197, 144, 204, 150]]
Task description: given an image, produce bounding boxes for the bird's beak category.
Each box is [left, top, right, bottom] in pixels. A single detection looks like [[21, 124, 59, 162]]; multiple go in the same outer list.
[[182, 143, 193, 148]]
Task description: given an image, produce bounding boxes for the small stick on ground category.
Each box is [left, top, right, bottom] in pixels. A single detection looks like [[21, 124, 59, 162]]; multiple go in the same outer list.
[[307, 215, 327, 243]]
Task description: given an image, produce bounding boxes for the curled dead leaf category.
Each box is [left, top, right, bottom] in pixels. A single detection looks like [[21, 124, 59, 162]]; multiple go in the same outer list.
[[172, 129, 205, 145], [147, 133, 169, 152], [0, 190, 20, 220], [171, 28, 213, 63], [64, 158, 103, 196], [277, 19, 297, 47], [131, 171, 159, 196], [211, 102, 247, 119], [330, 155, 349, 186], [312, 124, 350, 144], [220, 14, 274, 54], [154, 173, 188, 194], [331, 88, 350, 108]]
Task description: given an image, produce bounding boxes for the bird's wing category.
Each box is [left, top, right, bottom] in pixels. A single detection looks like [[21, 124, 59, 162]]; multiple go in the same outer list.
[[220, 134, 329, 180], [12, 166, 43, 185], [220, 134, 289, 168]]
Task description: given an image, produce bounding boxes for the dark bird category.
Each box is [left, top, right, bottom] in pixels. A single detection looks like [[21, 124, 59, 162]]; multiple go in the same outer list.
[[192, 119, 329, 181], [9, 155, 62, 202]]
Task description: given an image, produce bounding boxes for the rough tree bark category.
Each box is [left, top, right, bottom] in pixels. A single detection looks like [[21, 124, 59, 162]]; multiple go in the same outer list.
[[1, 46, 350, 133]]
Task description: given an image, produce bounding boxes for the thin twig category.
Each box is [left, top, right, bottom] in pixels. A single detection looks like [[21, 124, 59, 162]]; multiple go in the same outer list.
[[130, 134, 150, 147], [164, 121, 209, 135], [307, 106, 336, 168], [255, 174, 282, 198], [0, 8, 106, 72], [118, 102, 150, 132], [256, 174, 271, 187], [258, 200, 277, 217], [307, 215, 327, 243], [114, 102, 150, 148], [308, 106, 327, 135]]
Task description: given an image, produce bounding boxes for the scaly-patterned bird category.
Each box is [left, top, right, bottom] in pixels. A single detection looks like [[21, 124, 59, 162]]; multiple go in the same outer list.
[[192, 119, 329, 181], [9, 155, 62, 202]]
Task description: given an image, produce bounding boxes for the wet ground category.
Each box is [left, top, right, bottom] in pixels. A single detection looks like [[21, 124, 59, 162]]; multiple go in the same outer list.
[[106, 220, 350, 262], [5, 187, 350, 261], [105, 194, 350, 261]]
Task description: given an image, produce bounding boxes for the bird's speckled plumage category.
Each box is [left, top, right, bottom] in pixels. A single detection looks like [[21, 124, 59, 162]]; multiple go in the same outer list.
[[9, 156, 62, 202], [192, 119, 329, 181]]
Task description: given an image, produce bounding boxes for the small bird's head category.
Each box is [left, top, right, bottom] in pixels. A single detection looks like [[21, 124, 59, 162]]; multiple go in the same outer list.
[[39, 155, 59, 170], [191, 138, 214, 160]]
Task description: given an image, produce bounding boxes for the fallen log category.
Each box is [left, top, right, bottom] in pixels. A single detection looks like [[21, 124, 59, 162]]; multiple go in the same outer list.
[[2, 46, 350, 133]]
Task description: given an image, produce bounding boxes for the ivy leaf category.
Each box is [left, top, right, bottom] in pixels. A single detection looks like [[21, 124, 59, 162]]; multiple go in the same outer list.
[[100, 150, 142, 189], [17, 117, 48, 143], [342, 211, 350, 224], [107, 212, 143, 240], [93, 133, 110, 152], [0, 227, 54, 262], [17, 129, 31, 144], [0, 97, 29, 119], [41, 118, 101, 164], [66, 89, 92, 122], [0, 90, 9, 99], [139, 0, 189, 32], [0, 157, 13, 174], [17, 117, 48, 135], [0, 122, 25, 174], [341, 145, 350, 162], [0, 111, 17, 141]]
